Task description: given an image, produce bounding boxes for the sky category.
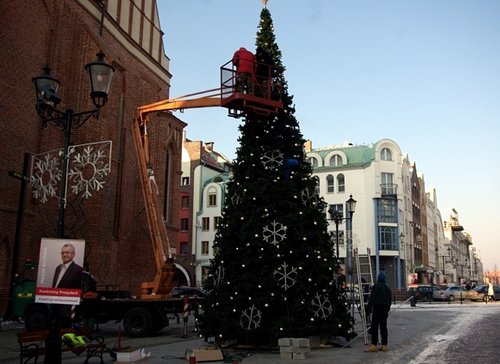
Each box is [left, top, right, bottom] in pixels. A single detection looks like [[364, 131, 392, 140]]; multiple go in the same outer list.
[[157, 1, 500, 271]]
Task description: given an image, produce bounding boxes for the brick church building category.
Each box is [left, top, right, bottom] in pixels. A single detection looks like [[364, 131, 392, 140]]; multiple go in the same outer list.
[[0, 0, 186, 315]]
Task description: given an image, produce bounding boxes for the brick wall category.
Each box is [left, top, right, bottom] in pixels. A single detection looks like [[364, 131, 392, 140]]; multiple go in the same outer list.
[[0, 0, 184, 315]]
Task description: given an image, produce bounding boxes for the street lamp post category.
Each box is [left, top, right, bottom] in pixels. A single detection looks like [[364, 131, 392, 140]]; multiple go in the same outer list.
[[345, 195, 357, 279], [32, 52, 114, 238], [328, 195, 357, 266], [329, 210, 343, 261], [440, 247, 452, 284], [32, 52, 114, 364]]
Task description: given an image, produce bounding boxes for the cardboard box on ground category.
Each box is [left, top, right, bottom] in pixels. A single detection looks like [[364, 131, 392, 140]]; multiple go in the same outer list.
[[185, 347, 224, 362]]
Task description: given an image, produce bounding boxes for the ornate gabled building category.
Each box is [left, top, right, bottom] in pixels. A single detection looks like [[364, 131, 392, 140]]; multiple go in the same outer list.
[[179, 137, 231, 286]]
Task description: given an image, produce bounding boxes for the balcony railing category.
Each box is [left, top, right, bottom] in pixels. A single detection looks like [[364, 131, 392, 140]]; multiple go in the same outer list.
[[381, 183, 398, 196]]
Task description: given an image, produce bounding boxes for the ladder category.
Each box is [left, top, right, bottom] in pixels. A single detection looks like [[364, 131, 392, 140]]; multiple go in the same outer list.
[[354, 248, 374, 345]]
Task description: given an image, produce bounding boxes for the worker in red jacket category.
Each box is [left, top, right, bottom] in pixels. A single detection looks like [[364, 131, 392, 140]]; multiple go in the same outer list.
[[232, 47, 256, 93]]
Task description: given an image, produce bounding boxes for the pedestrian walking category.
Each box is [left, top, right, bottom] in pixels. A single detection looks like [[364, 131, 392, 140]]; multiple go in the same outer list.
[[364, 272, 392, 352], [487, 282, 494, 303]]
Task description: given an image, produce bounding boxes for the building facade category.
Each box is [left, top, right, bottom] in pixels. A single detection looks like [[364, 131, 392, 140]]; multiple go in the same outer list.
[[306, 139, 481, 289], [182, 137, 483, 291], [179, 138, 231, 286]]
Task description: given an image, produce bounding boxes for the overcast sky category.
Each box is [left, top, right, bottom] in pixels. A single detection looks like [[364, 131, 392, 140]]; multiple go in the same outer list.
[[158, 0, 500, 271]]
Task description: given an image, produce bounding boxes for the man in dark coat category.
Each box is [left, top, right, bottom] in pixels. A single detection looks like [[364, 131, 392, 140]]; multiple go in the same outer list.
[[365, 272, 392, 352], [52, 243, 83, 289]]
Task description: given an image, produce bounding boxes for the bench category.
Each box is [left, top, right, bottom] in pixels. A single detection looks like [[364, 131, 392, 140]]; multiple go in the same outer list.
[[17, 327, 107, 364]]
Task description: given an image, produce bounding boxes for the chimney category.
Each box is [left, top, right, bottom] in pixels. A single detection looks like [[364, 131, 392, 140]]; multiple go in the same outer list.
[[205, 142, 214, 152], [304, 140, 313, 153]]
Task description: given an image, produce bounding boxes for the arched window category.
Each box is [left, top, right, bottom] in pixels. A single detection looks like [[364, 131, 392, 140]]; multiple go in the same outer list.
[[326, 175, 334, 193], [381, 148, 392, 161], [207, 186, 217, 207], [329, 154, 343, 167], [337, 174, 345, 192], [308, 157, 319, 168]]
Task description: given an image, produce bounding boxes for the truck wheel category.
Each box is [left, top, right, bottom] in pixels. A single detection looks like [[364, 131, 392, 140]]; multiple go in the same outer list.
[[123, 307, 153, 337], [24, 305, 50, 331]]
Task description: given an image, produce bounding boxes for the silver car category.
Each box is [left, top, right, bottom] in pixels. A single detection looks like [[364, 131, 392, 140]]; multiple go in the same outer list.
[[442, 286, 468, 301], [432, 286, 447, 301]]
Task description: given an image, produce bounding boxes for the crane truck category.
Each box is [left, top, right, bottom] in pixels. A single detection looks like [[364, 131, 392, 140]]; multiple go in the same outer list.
[[11, 58, 282, 337]]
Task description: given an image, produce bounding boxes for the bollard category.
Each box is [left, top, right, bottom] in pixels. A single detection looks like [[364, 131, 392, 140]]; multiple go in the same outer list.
[[182, 295, 190, 337]]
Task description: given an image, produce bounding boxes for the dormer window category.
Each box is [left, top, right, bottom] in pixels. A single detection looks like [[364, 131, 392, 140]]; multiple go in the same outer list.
[[308, 156, 319, 168], [329, 154, 343, 167], [381, 148, 392, 161]]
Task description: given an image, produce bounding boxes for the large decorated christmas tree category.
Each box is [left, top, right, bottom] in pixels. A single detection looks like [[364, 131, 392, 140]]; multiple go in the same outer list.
[[199, 5, 353, 346]]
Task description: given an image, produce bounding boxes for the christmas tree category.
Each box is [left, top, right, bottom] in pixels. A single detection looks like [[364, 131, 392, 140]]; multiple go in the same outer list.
[[199, 6, 353, 346]]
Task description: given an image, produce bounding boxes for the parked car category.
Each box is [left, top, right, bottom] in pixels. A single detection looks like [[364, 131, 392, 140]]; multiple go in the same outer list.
[[440, 286, 469, 301], [407, 285, 438, 302], [467, 285, 500, 301], [432, 286, 448, 301], [172, 286, 207, 299]]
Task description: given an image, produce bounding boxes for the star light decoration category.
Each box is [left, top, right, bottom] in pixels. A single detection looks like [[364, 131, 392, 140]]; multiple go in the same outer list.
[[240, 304, 262, 330], [263, 220, 287, 246]]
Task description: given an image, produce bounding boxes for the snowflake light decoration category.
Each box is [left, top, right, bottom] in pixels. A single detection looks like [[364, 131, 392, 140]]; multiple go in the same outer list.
[[263, 220, 287, 246], [214, 265, 225, 287], [260, 150, 284, 170], [240, 304, 262, 330], [274, 262, 297, 291], [68, 142, 111, 198], [31, 153, 62, 203], [231, 187, 245, 205], [311, 293, 333, 319], [300, 187, 317, 206]]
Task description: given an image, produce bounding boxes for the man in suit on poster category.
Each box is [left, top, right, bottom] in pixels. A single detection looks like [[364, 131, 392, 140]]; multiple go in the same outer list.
[[52, 243, 83, 289]]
